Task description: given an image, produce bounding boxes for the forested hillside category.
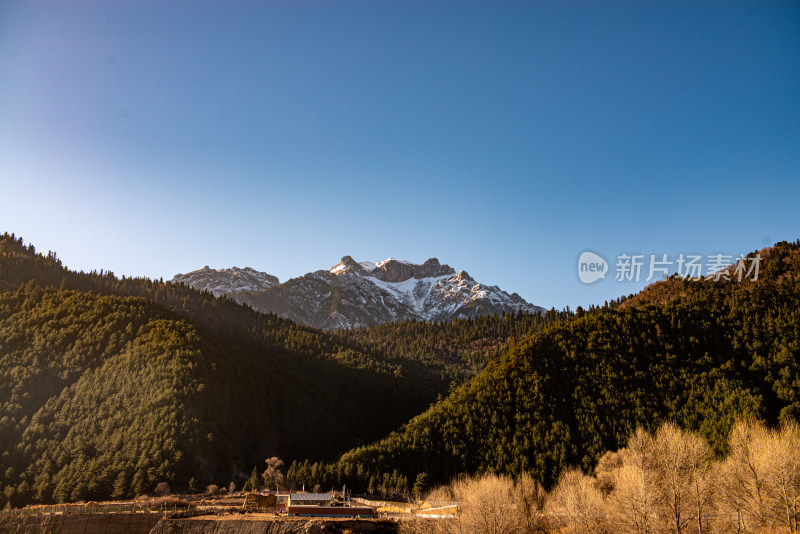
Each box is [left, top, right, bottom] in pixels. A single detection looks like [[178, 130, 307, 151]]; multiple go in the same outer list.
[[289, 241, 800, 496], [331, 309, 570, 383], [0, 232, 559, 507], [0, 233, 434, 506]]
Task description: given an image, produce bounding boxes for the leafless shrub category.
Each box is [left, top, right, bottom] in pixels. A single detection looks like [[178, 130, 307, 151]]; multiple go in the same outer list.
[[425, 484, 455, 503], [595, 450, 623, 495], [151, 496, 190, 507], [154, 482, 171, 497]]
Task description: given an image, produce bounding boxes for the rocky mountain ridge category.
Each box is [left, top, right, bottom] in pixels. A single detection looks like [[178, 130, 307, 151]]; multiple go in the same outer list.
[[172, 266, 279, 296], [172, 257, 543, 329]]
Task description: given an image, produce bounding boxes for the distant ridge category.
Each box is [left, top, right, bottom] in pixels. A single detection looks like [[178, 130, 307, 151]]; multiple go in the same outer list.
[[171, 256, 543, 329], [172, 266, 279, 296]]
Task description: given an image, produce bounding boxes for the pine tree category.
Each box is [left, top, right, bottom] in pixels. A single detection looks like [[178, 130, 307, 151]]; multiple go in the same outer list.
[[247, 467, 259, 492], [111, 471, 128, 499], [412, 472, 429, 498]]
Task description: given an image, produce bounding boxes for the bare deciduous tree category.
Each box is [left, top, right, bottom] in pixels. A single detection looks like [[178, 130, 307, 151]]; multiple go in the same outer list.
[[652, 421, 715, 533], [262, 456, 285, 489], [451, 474, 520, 534], [718, 419, 774, 532], [608, 428, 660, 534], [546, 467, 609, 534], [766, 421, 800, 533]]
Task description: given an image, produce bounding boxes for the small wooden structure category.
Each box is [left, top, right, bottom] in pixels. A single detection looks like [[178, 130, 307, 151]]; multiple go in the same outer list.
[[243, 493, 276, 512]]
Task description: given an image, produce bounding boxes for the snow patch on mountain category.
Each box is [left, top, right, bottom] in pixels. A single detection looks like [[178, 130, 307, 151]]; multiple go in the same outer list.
[[358, 261, 378, 271], [376, 258, 413, 267], [366, 274, 451, 317]]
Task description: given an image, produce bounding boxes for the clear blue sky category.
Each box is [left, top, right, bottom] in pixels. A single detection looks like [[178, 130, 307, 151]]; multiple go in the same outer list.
[[2, 1, 799, 309]]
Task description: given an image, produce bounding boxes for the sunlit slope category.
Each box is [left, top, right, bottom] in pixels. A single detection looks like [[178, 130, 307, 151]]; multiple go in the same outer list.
[[295, 241, 799, 492]]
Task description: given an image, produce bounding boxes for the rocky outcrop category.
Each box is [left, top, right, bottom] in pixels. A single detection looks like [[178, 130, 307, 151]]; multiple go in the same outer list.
[[371, 258, 454, 283], [335, 256, 364, 273]]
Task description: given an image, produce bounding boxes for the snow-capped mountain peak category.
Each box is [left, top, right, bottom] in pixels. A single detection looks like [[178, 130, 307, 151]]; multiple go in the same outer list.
[[329, 255, 365, 275], [173, 256, 543, 329], [330, 256, 456, 282]]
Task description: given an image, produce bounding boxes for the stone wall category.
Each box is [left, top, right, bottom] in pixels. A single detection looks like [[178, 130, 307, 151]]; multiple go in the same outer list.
[[0, 512, 160, 534], [150, 518, 399, 534], [0, 514, 399, 534]]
